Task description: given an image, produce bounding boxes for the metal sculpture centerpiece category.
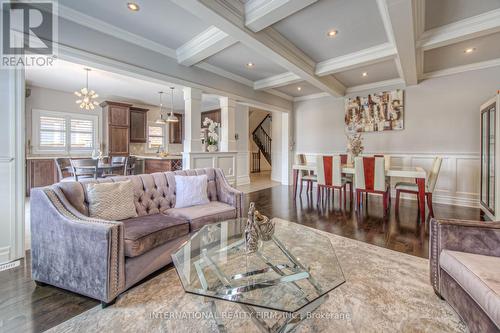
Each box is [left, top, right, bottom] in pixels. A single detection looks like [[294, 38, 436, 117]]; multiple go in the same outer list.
[[244, 202, 275, 253]]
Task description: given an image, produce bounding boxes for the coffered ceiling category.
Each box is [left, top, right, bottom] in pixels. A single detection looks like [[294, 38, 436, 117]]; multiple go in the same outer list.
[[56, 0, 500, 101]]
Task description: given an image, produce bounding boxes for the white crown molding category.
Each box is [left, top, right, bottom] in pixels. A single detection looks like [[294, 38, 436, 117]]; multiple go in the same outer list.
[[176, 26, 237, 66], [58, 4, 177, 58], [194, 62, 254, 87], [293, 92, 330, 102], [245, 0, 317, 32], [315, 43, 397, 76], [419, 58, 500, 80], [418, 8, 500, 51], [172, 0, 345, 97], [254, 72, 301, 90], [345, 78, 405, 94], [265, 89, 294, 101]]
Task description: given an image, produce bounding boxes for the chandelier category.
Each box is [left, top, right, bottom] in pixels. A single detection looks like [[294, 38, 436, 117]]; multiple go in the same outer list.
[[166, 87, 178, 123], [74, 68, 99, 110]]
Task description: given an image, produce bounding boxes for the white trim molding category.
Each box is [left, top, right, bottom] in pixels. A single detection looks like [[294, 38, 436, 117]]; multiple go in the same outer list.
[[295, 151, 480, 208], [254, 72, 301, 90], [176, 26, 237, 66], [315, 43, 397, 76], [420, 58, 500, 80], [418, 8, 500, 51]]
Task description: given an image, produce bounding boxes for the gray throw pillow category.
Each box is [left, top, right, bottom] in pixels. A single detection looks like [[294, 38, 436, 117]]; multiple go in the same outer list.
[[86, 180, 138, 220]]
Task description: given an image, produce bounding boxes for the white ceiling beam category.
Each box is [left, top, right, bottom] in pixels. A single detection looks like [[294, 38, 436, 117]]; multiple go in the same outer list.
[[419, 57, 500, 80], [418, 8, 500, 51], [377, 0, 418, 86], [176, 26, 237, 66], [315, 43, 397, 76], [245, 0, 317, 32], [171, 0, 345, 97], [254, 72, 301, 90]]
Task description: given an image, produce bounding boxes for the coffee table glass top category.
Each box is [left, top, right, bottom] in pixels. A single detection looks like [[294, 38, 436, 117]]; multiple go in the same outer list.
[[172, 218, 345, 313]]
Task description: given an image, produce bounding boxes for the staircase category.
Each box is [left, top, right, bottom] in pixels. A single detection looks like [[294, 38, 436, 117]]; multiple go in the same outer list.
[[252, 114, 272, 166]]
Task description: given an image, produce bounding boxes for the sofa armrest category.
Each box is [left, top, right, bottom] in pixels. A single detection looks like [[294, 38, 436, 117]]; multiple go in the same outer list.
[[214, 168, 243, 218], [429, 218, 500, 294], [30, 187, 125, 303]]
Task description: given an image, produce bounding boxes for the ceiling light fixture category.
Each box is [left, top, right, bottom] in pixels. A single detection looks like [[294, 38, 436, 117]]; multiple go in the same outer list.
[[127, 2, 140, 11], [246, 62, 254, 68], [464, 48, 475, 54], [327, 30, 338, 37], [362, 72, 368, 77], [74, 68, 99, 110], [156, 91, 167, 124], [297, 86, 302, 91], [166, 87, 179, 123]]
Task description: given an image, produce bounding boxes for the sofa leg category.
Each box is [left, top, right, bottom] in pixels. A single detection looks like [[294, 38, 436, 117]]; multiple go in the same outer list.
[[34, 280, 48, 287], [101, 299, 116, 308]]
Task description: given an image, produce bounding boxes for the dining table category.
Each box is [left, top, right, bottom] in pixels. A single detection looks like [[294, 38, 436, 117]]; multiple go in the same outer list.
[[74, 162, 126, 177], [292, 163, 427, 224]]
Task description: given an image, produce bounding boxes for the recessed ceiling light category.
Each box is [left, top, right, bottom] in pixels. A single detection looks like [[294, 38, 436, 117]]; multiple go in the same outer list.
[[127, 2, 140, 11], [464, 48, 475, 54], [362, 72, 368, 77], [327, 30, 338, 37], [246, 62, 254, 68], [297, 86, 302, 91]]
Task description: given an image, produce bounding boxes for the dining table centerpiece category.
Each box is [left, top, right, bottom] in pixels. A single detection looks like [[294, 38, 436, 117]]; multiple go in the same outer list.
[[346, 132, 364, 158], [203, 117, 220, 152]]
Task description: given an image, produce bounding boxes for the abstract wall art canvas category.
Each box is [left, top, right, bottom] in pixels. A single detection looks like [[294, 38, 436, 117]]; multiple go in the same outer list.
[[345, 89, 404, 133]]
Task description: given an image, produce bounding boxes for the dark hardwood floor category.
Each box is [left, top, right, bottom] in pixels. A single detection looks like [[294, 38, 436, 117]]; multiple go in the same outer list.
[[0, 186, 483, 332]]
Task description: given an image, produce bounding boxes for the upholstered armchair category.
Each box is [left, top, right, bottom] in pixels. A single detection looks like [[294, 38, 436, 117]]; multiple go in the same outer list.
[[429, 218, 500, 332]]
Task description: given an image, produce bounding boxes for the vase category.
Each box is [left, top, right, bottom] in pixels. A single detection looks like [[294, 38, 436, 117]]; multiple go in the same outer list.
[[207, 145, 217, 152]]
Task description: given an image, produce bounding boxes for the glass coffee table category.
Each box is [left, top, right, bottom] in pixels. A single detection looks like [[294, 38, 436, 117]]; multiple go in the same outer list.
[[172, 218, 345, 332]]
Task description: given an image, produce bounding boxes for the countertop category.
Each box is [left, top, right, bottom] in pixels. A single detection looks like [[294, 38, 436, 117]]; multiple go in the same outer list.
[[132, 155, 182, 160]]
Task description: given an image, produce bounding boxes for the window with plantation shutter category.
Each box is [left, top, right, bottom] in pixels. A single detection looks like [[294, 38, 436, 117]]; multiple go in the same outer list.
[[32, 109, 98, 154], [148, 124, 165, 149]]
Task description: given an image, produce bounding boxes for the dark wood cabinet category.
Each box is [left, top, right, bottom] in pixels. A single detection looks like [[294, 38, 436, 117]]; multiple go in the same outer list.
[[101, 101, 132, 156], [169, 113, 183, 144], [26, 159, 58, 196], [130, 107, 149, 143], [144, 159, 182, 174]]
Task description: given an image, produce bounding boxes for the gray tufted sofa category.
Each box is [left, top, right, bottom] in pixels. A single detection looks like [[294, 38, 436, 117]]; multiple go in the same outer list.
[[430, 218, 500, 332], [30, 168, 243, 306]]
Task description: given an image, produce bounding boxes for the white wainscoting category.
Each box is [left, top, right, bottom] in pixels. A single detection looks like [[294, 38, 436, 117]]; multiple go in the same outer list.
[[296, 152, 480, 208], [236, 151, 250, 186], [183, 152, 238, 186]]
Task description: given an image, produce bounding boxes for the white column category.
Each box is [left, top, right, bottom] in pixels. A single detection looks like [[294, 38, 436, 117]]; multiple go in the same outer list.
[[219, 97, 236, 152], [0, 66, 25, 263], [182, 87, 203, 169], [235, 104, 250, 185]]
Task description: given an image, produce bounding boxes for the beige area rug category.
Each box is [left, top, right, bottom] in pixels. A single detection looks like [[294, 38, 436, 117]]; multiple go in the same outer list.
[[48, 219, 466, 333]]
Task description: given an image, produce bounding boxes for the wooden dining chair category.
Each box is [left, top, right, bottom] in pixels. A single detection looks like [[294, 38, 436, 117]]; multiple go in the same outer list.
[[354, 156, 390, 216], [54, 158, 73, 182], [103, 156, 128, 177], [316, 155, 347, 208], [70, 159, 98, 181], [297, 154, 316, 195], [126, 156, 137, 175], [395, 157, 443, 218]]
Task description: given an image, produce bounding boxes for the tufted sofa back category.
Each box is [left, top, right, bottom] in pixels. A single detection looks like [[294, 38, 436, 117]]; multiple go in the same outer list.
[[54, 168, 220, 217]]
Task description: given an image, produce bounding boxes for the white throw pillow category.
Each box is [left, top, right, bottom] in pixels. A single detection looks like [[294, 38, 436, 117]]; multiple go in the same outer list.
[[86, 180, 138, 221], [175, 174, 210, 208]]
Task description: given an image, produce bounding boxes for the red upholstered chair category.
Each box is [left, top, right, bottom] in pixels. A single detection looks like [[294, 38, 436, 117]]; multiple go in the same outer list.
[[316, 155, 347, 208], [297, 154, 316, 195], [354, 156, 390, 216]]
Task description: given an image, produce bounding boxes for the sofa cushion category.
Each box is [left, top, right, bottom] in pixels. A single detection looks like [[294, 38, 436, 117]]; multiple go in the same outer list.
[[440, 250, 500, 327], [165, 201, 236, 231], [174, 174, 210, 208], [122, 214, 189, 257], [86, 180, 138, 221]]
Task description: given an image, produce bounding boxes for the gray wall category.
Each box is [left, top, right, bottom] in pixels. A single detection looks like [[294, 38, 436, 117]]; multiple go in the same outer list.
[[294, 67, 500, 154]]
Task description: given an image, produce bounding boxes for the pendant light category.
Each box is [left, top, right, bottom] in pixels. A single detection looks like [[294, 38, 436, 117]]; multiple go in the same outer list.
[[74, 68, 99, 110], [155, 91, 167, 124], [166, 87, 178, 123]]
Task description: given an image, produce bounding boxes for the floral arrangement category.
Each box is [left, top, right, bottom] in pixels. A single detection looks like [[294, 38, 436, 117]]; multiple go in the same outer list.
[[346, 132, 364, 157], [203, 117, 220, 149]]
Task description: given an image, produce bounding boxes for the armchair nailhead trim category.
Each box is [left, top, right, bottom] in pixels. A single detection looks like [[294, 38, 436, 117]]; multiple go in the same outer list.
[[43, 189, 124, 299]]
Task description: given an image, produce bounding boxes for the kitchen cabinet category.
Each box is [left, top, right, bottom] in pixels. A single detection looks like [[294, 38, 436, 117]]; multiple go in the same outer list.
[[130, 106, 149, 143], [26, 159, 58, 196], [101, 101, 132, 156], [169, 113, 183, 144], [144, 159, 182, 174]]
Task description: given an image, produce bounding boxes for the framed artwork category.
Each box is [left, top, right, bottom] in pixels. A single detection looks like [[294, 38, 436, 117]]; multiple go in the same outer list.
[[345, 89, 404, 133]]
